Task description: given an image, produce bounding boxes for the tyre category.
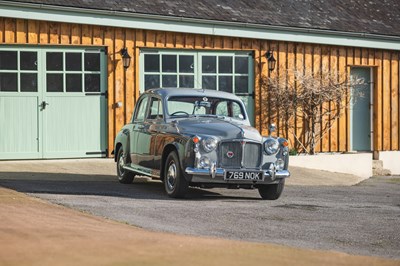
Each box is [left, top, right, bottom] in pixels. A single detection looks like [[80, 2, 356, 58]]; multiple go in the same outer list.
[[258, 179, 285, 200], [164, 151, 188, 198], [116, 148, 135, 184]]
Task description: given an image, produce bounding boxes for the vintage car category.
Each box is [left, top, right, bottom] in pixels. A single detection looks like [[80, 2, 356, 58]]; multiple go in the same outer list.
[[114, 88, 290, 199]]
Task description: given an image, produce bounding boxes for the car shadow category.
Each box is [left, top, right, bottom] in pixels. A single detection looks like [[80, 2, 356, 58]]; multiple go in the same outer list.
[[0, 172, 259, 201]]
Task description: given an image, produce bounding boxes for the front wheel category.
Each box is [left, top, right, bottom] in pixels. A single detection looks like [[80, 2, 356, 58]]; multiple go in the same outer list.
[[258, 179, 285, 200], [164, 151, 188, 198], [117, 148, 135, 184]]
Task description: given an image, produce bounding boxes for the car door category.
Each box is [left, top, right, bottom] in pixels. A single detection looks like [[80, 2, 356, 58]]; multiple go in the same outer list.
[[130, 95, 149, 166], [146, 96, 165, 171]]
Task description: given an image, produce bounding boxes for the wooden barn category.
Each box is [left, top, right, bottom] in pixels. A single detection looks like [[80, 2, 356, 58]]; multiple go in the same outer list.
[[0, 0, 399, 172]]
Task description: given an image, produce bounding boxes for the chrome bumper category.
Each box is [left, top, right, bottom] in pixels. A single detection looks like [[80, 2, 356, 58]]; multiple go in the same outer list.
[[185, 166, 290, 184]]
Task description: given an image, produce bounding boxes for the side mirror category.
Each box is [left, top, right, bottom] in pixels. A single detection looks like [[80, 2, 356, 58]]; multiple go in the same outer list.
[[268, 124, 276, 136]]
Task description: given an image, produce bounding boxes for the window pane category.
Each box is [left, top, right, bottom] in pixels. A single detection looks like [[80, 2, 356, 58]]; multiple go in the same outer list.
[[235, 57, 248, 74], [21, 73, 37, 92], [85, 53, 100, 71], [136, 97, 148, 121], [162, 75, 177, 87], [66, 53, 82, 71], [85, 74, 100, 92], [202, 76, 216, 90], [162, 55, 177, 73], [219, 56, 233, 73], [66, 74, 82, 92], [219, 76, 233, 93], [47, 74, 63, 92], [148, 98, 163, 119], [202, 56, 216, 73], [144, 54, 159, 72], [145, 75, 160, 90], [0, 51, 17, 70], [235, 76, 248, 93], [47, 52, 63, 71], [179, 55, 194, 73], [20, 52, 37, 70], [0, 73, 17, 92], [179, 75, 194, 88]]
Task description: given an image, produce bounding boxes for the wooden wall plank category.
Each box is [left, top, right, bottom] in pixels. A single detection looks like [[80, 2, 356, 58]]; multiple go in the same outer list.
[[361, 48, 369, 65], [71, 24, 81, 44], [166, 32, 175, 48], [354, 48, 361, 65], [16, 19, 26, 44], [145, 30, 156, 47], [195, 34, 204, 49], [223, 36, 232, 49], [374, 50, 383, 151], [4, 18, 16, 43], [277, 42, 288, 137], [321, 45, 330, 152], [286, 42, 295, 147], [125, 29, 135, 124], [252, 39, 261, 132], [104, 26, 115, 157], [135, 29, 145, 103], [330, 47, 338, 152], [175, 33, 184, 48], [0, 18, 4, 43], [204, 35, 213, 49], [49, 22, 60, 44], [92, 26, 103, 46], [81, 24, 92, 45], [260, 40, 270, 136], [60, 23, 71, 44], [295, 43, 305, 151], [232, 37, 241, 50], [346, 47, 354, 151], [185, 34, 195, 49], [213, 36, 222, 49], [156, 31, 166, 47], [115, 28, 125, 135], [391, 52, 399, 150], [338, 47, 347, 152], [27, 20, 39, 44], [383, 52, 391, 150]]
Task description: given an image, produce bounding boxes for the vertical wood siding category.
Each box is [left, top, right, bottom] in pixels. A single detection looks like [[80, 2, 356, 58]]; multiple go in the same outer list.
[[1, 18, 399, 155]]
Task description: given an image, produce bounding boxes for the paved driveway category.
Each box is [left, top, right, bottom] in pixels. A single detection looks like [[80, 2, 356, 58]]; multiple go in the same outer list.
[[0, 159, 399, 259]]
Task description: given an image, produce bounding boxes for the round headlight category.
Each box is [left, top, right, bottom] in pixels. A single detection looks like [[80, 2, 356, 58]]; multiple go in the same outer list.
[[201, 137, 218, 153], [264, 138, 279, 155], [199, 156, 210, 168]]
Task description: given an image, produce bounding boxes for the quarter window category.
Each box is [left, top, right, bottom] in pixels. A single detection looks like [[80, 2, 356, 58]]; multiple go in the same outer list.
[[135, 97, 149, 121]]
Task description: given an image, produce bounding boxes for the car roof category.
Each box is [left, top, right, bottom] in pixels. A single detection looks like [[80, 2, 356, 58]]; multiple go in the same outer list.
[[144, 88, 243, 101]]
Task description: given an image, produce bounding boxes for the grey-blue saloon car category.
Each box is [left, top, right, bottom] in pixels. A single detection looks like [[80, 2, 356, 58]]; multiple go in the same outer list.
[[114, 88, 290, 199]]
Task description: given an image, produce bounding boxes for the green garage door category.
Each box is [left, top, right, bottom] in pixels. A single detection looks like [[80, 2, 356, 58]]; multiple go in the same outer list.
[[0, 47, 107, 159]]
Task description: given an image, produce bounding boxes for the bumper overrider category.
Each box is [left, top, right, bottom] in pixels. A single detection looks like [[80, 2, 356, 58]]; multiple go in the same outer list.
[[185, 162, 290, 184]]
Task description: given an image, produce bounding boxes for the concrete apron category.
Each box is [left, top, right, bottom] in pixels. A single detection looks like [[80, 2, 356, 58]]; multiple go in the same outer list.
[[0, 158, 363, 186]]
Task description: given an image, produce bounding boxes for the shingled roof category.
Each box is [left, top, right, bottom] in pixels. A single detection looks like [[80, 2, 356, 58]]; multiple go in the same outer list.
[[8, 0, 400, 37]]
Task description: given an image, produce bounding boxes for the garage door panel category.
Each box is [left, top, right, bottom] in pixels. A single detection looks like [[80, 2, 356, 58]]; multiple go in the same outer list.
[[43, 95, 106, 158], [0, 96, 40, 159]]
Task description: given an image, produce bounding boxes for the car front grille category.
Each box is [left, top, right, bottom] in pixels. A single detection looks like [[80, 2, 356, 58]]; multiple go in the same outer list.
[[219, 141, 262, 169]]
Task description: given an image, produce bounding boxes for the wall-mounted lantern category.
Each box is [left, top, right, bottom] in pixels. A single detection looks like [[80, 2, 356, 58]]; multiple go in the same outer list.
[[265, 50, 276, 72], [120, 48, 131, 69]]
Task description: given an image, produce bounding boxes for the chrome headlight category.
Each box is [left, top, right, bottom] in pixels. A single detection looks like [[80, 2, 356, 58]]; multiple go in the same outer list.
[[264, 138, 279, 155], [201, 137, 218, 153]]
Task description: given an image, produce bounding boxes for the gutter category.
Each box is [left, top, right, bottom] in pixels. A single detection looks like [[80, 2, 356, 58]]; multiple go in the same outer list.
[[1, 0, 400, 50]]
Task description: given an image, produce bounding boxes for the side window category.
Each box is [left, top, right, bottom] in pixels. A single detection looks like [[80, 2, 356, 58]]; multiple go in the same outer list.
[[231, 101, 244, 120], [134, 96, 149, 122], [148, 97, 163, 120]]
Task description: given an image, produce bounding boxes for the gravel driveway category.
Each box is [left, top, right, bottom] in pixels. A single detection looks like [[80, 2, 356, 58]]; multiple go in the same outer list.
[[0, 166, 399, 260]]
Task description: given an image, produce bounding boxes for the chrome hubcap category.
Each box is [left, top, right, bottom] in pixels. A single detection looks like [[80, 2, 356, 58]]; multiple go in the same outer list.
[[118, 155, 125, 175], [166, 162, 177, 190]]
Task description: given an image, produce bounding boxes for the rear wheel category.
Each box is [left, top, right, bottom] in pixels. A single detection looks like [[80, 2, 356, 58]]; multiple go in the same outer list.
[[117, 148, 135, 184], [164, 151, 188, 198], [258, 179, 285, 200]]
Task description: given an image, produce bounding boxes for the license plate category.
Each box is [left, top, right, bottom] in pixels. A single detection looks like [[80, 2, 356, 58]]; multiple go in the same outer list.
[[225, 171, 263, 181]]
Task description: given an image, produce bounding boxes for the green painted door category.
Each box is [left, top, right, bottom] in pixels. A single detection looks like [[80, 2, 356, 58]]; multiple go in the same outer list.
[[0, 47, 107, 159], [350, 67, 372, 151]]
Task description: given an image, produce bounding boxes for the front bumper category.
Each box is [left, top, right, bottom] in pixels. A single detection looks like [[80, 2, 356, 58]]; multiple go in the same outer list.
[[185, 165, 290, 184]]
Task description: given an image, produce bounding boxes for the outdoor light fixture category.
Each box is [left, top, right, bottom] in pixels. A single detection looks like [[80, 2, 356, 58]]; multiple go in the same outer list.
[[120, 48, 131, 69], [265, 50, 276, 72]]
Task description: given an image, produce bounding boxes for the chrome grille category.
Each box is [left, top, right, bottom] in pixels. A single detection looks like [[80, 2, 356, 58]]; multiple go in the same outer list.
[[219, 141, 261, 169]]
